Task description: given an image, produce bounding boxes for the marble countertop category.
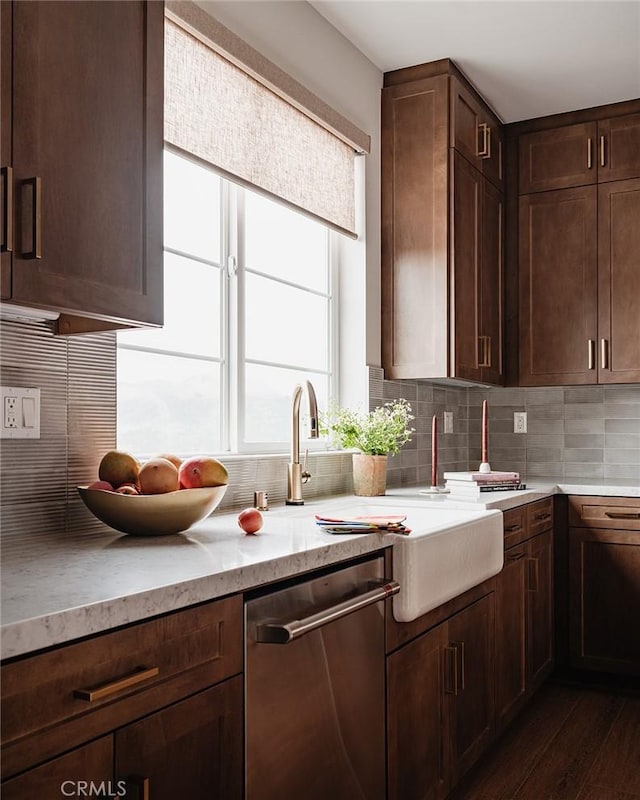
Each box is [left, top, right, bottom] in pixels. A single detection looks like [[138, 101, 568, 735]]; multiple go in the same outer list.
[[2, 479, 637, 660], [386, 477, 640, 511]]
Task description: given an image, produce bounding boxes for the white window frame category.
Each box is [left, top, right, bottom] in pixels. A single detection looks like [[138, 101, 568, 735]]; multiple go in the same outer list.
[[117, 148, 338, 457]]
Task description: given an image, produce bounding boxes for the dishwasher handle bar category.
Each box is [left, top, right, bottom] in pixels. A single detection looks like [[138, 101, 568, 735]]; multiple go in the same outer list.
[[255, 578, 400, 644]]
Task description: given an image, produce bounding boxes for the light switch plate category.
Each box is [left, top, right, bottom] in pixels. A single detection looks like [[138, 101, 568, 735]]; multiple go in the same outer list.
[[1, 387, 41, 438], [443, 411, 454, 434]]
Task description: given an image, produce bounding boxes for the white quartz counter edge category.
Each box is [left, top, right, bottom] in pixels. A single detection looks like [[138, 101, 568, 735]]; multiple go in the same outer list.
[[385, 478, 640, 511], [1, 499, 393, 660], [3, 480, 638, 659]]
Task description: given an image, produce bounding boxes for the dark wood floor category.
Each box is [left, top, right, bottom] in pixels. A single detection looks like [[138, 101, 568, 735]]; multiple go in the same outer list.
[[451, 683, 640, 800]]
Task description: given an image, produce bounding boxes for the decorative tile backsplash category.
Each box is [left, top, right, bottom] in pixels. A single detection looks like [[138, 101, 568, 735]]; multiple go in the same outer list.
[[468, 385, 640, 482], [1, 320, 638, 538]]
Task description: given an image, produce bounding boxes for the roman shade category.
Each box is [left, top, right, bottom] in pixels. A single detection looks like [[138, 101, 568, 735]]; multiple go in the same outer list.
[[164, 2, 370, 238]]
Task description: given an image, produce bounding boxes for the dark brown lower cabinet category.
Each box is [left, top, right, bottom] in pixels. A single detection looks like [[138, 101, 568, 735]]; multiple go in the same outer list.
[[495, 528, 554, 735], [527, 530, 554, 689], [495, 543, 528, 731], [570, 527, 640, 676], [116, 676, 243, 800], [1, 737, 113, 800], [1, 596, 244, 799], [387, 593, 495, 800], [387, 623, 448, 800]]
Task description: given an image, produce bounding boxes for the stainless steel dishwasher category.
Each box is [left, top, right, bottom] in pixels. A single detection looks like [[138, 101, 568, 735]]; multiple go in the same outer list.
[[245, 554, 399, 800]]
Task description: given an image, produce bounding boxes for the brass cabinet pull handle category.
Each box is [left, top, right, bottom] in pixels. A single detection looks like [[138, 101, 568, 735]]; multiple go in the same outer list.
[[444, 644, 459, 695], [507, 551, 526, 561], [527, 558, 539, 592], [604, 511, 640, 520], [1, 166, 13, 252], [457, 641, 465, 692], [600, 135, 606, 167], [478, 336, 491, 368], [498, 139, 503, 180], [534, 512, 551, 521], [119, 776, 149, 800], [588, 339, 596, 370], [504, 523, 522, 532], [587, 137, 593, 169], [74, 665, 159, 702], [601, 338, 609, 370], [477, 122, 490, 158], [22, 176, 42, 259]]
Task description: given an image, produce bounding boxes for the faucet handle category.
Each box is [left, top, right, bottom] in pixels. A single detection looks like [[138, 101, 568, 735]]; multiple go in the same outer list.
[[301, 449, 311, 484]]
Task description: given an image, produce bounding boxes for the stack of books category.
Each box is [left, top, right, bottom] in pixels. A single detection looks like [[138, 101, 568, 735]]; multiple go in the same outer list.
[[444, 471, 525, 498]]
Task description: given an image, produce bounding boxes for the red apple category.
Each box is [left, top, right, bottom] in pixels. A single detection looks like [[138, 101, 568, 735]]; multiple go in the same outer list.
[[238, 508, 263, 534], [116, 484, 139, 495], [88, 480, 114, 492]]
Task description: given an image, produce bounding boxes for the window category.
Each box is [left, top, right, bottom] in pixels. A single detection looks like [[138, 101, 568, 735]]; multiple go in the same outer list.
[[117, 150, 335, 456]]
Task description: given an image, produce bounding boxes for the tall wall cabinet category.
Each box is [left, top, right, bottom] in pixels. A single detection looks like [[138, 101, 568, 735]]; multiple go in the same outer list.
[[382, 61, 504, 384], [516, 109, 640, 385], [0, 1, 163, 334]]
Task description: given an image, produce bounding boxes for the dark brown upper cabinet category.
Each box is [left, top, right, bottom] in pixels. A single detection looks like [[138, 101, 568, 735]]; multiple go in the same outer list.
[[451, 77, 504, 191], [519, 113, 640, 194], [598, 177, 640, 383], [382, 60, 504, 384], [452, 151, 504, 385], [519, 186, 598, 385], [1, 1, 163, 334], [597, 113, 640, 182], [516, 103, 640, 386], [519, 122, 597, 193]]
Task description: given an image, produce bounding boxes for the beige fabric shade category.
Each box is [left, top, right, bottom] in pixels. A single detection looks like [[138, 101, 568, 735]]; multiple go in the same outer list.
[[165, 10, 366, 238]]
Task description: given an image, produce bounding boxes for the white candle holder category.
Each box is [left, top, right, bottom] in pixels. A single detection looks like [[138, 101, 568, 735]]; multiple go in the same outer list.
[[478, 461, 492, 474]]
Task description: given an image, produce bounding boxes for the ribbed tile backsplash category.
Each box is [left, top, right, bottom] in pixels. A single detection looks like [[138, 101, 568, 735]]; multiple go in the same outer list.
[[0, 319, 354, 537], [1, 319, 638, 540]]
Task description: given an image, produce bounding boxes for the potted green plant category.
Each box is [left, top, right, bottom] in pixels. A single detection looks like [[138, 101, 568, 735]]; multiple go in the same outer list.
[[320, 399, 415, 496]]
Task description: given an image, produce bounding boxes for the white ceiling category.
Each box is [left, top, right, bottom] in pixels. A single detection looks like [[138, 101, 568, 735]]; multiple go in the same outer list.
[[310, 1, 640, 123]]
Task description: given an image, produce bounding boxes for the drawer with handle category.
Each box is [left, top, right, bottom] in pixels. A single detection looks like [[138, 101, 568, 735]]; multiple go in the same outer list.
[[527, 498, 553, 536], [1, 595, 242, 754], [503, 506, 528, 548], [569, 495, 640, 530]]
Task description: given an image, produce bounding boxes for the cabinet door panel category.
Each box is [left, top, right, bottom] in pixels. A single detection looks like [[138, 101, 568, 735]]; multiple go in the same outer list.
[[570, 527, 640, 675], [519, 123, 597, 193], [452, 151, 482, 381], [527, 531, 554, 689], [381, 76, 449, 379], [11, 1, 162, 325], [387, 624, 449, 800], [598, 178, 640, 383], [598, 113, 640, 182], [448, 594, 495, 783], [1, 2, 11, 299], [519, 186, 598, 385], [483, 121, 504, 191], [481, 178, 504, 385], [495, 546, 527, 732], [115, 676, 243, 800], [2, 736, 113, 800], [450, 78, 483, 170]]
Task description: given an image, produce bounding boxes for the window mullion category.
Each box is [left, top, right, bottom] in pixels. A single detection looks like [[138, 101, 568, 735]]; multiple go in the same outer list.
[[227, 183, 242, 452]]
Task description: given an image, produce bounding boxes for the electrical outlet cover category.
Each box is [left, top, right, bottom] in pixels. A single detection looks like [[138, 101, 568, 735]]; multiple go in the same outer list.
[[1, 387, 41, 439]]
